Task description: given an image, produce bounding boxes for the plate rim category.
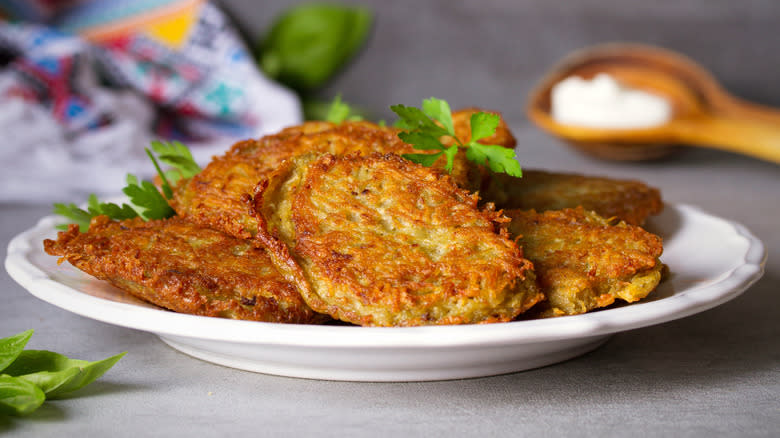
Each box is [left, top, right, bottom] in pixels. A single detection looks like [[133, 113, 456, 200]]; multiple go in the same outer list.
[[4, 203, 767, 349]]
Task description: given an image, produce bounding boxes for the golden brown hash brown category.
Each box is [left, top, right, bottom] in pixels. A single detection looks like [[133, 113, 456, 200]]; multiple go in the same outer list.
[[43, 216, 325, 324], [251, 153, 542, 327], [42, 108, 668, 326], [171, 118, 478, 240], [479, 169, 663, 226], [506, 207, 664, 318], [451, 109, 662, 227]]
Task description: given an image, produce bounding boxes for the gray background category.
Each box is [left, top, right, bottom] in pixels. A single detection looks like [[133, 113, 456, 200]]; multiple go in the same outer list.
[[223, 0, 780, 123], [2, 1, 779, 436]]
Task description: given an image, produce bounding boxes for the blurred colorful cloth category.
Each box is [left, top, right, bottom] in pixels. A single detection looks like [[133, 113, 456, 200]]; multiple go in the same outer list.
[[0, 0, 301, 202]]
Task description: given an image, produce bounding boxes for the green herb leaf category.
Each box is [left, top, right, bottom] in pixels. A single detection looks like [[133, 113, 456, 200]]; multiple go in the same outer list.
[[397, 131, 446, 150], [258, 4, 373, 91], [122, 175, 175, 221], [52, 203, 93, 232], [0, 330, 33, 372], [325, 94, 349, 123], [0, 375, 45, 416], [4, 350, 125, 399], [391, 97, 522, 176], [422, 97, 455, 135], [149, 140, 201, 184], [401, 152, 443, 167], [144, 148, 174, 199], [466, 143, 523, 177], [390, 104, 451, 138], [442, 145, 459, 172], [324, 94, 364, 123], [87, 194, 138, 221], [53, 195, 139, 232], [469, 112, 500, 143], [392, 117, 413, 130], [53, 140, 198, 229]]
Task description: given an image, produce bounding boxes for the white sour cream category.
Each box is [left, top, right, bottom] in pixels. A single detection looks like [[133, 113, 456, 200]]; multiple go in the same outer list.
[[550, 73, 672, 129]]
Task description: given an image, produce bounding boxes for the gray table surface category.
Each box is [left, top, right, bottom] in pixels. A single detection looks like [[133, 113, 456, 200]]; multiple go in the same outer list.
[[2, 1, 779, 436]]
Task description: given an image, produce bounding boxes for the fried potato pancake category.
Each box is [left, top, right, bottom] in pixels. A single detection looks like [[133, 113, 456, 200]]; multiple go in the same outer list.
[[43, 216, 325, 323], [172, 119, 474, 239], [505, 208, 664, 317], [452, 109, 662, 226], [251, 153, 542, 326], [480, 170, 664, 226]]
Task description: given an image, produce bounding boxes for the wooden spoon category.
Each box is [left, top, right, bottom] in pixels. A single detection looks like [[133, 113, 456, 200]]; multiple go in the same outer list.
[[527, 43, 780, 162]]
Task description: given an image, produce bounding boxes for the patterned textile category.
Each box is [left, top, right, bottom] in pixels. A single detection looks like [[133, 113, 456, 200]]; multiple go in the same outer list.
[[0, 0, 300, 202]]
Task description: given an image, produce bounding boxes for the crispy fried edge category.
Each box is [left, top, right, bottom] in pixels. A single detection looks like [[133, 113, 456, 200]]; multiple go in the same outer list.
[[43, 216, 327, 324], [507, 208, 664, 318], [480, 170, 664, 226]]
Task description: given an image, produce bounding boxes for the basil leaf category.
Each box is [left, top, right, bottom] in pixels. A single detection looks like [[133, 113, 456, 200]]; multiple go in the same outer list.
[[4, 350, 125, 399], [0, 375, 45, 416], [259, 4, 373, 91], [0, 330, 33, 372]]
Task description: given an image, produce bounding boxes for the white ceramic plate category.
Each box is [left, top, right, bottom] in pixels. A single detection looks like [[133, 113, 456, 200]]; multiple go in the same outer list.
[[5, 204, 766, 381]]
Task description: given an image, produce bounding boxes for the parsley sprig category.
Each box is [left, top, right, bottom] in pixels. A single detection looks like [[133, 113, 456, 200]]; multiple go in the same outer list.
[[53, 141, 201, 232], [149, 140, 202, 185], [325, 94, 364, 123], [390, 97, 522, 177]]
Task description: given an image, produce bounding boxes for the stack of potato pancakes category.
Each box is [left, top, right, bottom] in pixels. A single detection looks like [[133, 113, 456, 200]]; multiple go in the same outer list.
[[45, 110, 664, 326]]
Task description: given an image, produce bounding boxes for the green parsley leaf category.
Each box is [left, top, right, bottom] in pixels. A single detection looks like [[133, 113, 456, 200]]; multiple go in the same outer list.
[[325, 94, 365, 123], [87, 194, 138, 221], [391, 97, 522, 177], [466, 143, 522, 177], [52, 140, 200, 230], [325, 94, 349, 123], [53, 195, 140, 232], [392, 117, 412, 130], [398, 131, 445, 150], [390, 104, 450, 138], [52, 203, 93, 232], [442, 145, 459, 172], [144, 148, 174, 199], [149, 140, 201, 184], [122, 175, 175, 221], [469, 112, 500, 143], [402, 152, 443, 167], [422, 97, 455, 134]]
